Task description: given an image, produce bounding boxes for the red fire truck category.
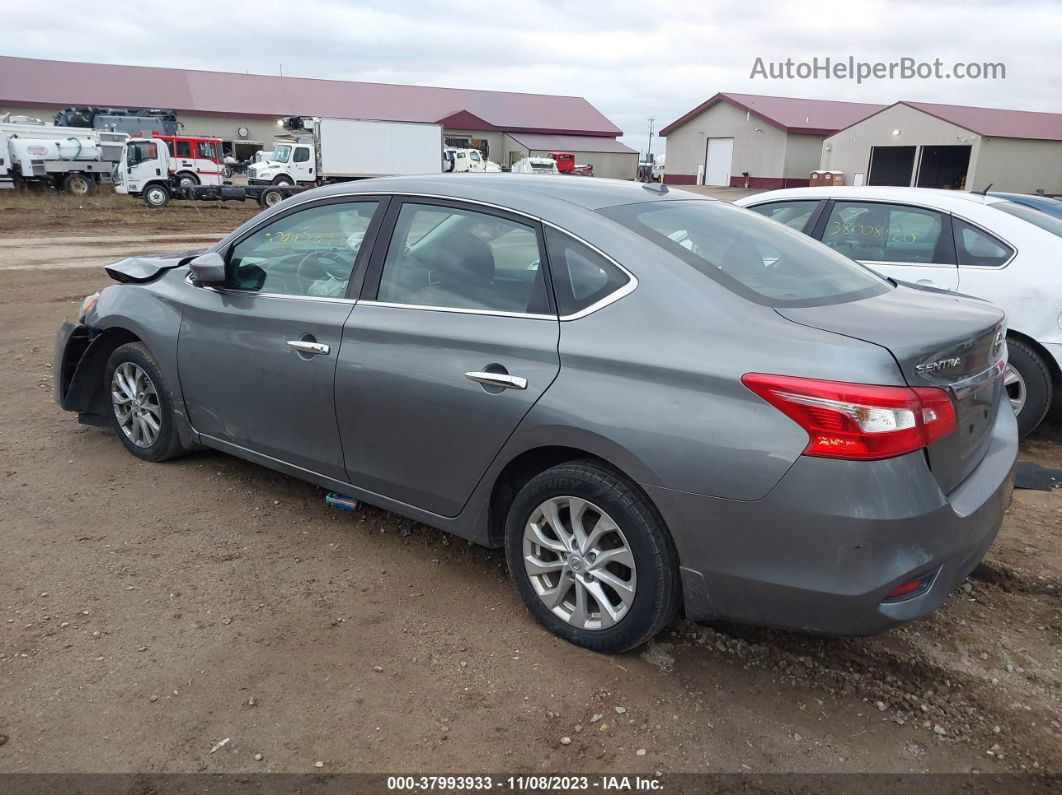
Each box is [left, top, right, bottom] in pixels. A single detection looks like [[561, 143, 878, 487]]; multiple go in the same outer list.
[[151, 134, 225, 187], [547, 151, 593, 177]]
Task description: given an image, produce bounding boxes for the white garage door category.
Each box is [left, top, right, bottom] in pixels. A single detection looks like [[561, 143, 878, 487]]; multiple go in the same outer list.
[[705, 137, 734, 186]]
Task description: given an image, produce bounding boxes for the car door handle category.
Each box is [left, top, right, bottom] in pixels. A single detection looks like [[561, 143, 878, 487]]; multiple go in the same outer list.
[[287, 340, 330, 356], [465, 371, 527, 390]]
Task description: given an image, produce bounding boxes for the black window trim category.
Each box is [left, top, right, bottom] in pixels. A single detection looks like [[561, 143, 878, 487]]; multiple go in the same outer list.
[[204, 195, 391, 303], [814, 198, 958, 268]]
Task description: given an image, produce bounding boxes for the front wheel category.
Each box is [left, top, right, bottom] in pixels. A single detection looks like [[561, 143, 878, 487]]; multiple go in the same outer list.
[[271, 176, 294, 187], [176, 172, 199, 187], [105, 343, 187, 462], [504, 461, 679, 653], [143, 184, 170, 208], [1006, 337, 1053, 437]]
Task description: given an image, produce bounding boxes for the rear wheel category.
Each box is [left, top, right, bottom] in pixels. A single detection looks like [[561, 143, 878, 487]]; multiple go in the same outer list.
[[1006, 337, 1053, 437], [62, 173, 95, 196], [143, 183, 170, 208], [504, 461, 679, 653], [259, 187, 285, 208], [105, 342, 187, 462]]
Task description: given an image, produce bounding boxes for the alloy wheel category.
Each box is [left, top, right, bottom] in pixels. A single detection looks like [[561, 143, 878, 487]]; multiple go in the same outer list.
[[111, 362, 162, 448], [1004, 363, 1026, 416], [522, 496, 637, 630]]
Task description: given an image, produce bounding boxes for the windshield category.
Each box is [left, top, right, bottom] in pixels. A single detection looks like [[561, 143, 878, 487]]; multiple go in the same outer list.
[[599, 200, 891, 307], [993, 200, 1062, 237], [272, 145, 292, 164]]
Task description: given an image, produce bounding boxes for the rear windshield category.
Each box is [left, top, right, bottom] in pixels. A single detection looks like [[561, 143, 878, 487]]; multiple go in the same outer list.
[[599, 200, 891, 307], [993, 201, 1062, 238]]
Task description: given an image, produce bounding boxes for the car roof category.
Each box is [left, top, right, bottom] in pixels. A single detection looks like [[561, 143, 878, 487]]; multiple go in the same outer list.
[[305, 173, 708, 214], [736, 185, 1010, 211]]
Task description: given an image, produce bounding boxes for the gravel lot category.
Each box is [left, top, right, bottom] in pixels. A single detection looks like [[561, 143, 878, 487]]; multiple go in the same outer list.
[[0, 194, 1059, 775]]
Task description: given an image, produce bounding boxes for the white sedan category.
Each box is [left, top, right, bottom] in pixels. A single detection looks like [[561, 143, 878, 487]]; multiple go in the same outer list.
[[736, 186, 1062, 436]]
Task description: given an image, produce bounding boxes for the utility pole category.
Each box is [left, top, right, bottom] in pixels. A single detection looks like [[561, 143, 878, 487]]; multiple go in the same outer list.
[[646, 117, 655, 163]]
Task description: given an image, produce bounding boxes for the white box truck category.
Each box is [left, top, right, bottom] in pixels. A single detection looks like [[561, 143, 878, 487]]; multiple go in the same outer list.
[[247, 117, 443, 186]]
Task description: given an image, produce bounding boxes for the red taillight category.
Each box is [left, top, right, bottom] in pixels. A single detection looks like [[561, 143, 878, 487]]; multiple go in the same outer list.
[[742, 373, 956, 461]]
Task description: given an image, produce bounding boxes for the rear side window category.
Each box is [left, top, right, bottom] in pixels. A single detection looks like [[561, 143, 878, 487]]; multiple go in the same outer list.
[[600, 200, 889, 307], [377, 203, 548, 314], [953, 219, 1013, 267], [748, 200, 819, 231], [176, 140, 191, 157], [821, 202, 949, 264], [544, 228, 630, 316]]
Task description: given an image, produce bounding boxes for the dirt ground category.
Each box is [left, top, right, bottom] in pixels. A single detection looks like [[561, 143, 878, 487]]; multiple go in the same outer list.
[[0, 195, 1059, 776]]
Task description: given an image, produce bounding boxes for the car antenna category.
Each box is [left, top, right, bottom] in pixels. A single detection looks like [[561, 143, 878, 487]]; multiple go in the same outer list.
[[642, 182, 668, 194], [974, 182, 993, 196]]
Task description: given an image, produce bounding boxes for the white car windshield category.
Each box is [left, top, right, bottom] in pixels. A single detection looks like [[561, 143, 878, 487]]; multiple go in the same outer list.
[[272, 145, 292, 164]]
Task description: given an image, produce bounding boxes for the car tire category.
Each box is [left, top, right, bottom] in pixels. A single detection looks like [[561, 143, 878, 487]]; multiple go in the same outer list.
[[1006, 337, 1053, 437], [105, 342, 187, 462], [143, 184, 170, 208], [62, 173, 96, 196], [504, 460, 680, 653]]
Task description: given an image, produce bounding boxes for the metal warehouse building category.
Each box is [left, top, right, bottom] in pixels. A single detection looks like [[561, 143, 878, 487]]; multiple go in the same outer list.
[[660, 92, 885, 187], [820, 101, 1062, 194], [0, 56, 639, 180]]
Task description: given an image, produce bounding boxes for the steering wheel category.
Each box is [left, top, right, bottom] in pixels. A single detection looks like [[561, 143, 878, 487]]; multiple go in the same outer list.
[[295, 249, 349, 287]]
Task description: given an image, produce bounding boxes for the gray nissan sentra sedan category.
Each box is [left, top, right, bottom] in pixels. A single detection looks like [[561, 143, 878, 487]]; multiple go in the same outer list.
[[55, 175, 1017, 652]]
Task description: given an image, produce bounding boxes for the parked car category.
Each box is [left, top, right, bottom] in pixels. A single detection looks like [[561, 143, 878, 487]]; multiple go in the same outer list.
[[736, 186, 1062, 436], [55, 176, 1016, 651], [988, 192, 1062, 220]]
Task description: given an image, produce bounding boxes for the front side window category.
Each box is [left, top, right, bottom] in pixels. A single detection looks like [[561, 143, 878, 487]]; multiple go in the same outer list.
[[600, 200, 889, 306], [748, 200, 820, 231], [953, 219, 1014, 266], [377, 203, 548, 313], [127, 141, 157, 164], [470, 150, 482, 162], [544, 228, 630, 316], [197, 142, 216, 160], [272, 145, 292, 163], [227, 201, 379, 297], [293, 147, 311, 163], [822, 201, 948, 264]]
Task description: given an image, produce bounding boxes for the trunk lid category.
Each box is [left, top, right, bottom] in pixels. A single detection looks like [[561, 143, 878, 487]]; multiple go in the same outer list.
[[777, 285, 1006, 493]]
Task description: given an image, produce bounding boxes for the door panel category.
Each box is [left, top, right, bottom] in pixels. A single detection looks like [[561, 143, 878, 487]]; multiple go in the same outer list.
[[178, 291, 354, 478], [177, 199, 383, 479], [336, 307, 560, 515], [336, 198, 560, 516]]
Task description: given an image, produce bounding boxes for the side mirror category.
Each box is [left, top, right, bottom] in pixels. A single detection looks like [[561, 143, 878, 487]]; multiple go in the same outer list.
[[188, 252, 226, 285]]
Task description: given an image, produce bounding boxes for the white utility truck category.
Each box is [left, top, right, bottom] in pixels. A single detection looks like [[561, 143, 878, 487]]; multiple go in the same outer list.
[[248, 117, 444, 186], [443, 147, 503, 173], [0, 120, 127, 195]]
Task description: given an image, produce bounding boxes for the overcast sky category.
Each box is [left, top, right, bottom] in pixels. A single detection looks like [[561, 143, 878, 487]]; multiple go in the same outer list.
[[6, 0, 1060, 157]]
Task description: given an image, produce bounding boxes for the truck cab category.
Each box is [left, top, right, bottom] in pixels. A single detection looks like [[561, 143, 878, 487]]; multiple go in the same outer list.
[[115, 137, 174, 206], [247, 141, 316, 186]]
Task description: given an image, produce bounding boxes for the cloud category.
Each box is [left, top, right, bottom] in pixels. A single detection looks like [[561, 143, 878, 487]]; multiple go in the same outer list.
[[4, 0, 1058, 156]]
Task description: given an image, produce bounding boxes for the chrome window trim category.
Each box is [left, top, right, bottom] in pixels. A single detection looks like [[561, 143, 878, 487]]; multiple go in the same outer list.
[[358, 300, 556, 321], [217, 190, 639, 320]]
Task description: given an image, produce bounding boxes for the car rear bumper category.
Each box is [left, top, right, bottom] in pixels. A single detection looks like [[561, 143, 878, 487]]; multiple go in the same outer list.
[[647, 398, 1017, 636]]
